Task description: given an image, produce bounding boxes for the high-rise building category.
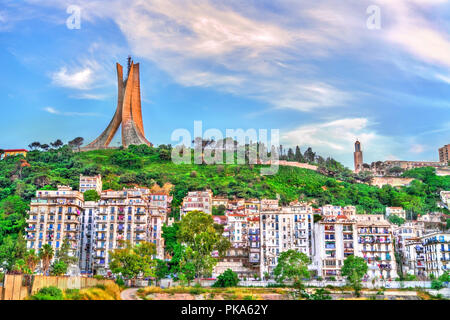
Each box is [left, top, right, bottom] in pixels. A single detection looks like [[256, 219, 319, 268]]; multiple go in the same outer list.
[[260, 207, 310, 278], [26, 186, 84, 269], [80, 201, 98, 274], [439, 144, 450, 163], [354, 140, 363, 173], [93, 188, 151, 274]]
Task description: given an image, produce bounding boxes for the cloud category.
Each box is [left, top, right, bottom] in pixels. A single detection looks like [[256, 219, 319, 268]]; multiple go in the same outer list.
[[43, 106, 99, 116], [51, 67, 93, 90]]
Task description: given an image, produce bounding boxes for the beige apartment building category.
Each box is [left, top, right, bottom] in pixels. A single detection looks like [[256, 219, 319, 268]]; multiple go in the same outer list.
[[385, 207, 406, 220], [26, 186, 84, 272], [439, 144, 450, 163], [354, 215, 398, 280], [180, 190, 213, 216], [79, 174, 102, 194], [93, 188, 151, 274]]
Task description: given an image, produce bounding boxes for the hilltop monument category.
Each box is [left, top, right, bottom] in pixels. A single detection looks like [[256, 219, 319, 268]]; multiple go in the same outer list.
[[83, 57, 151, 150], [354, 140, 363, 173]]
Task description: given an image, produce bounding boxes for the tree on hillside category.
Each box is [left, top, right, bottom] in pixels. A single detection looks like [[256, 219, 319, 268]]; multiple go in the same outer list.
[[341, 255, 368, 297], [273, 249, 310, 290], [40, 144, 50, 151], [287, 148, 295, 161], [68, 137, 84, 152], [294, 146, 304, 162], [28, 142, 41, 150], [50, 139, 64, 149], [177, 211, 230, 282], [303, 147, 316, 163], [83, 190, 100, 202], [39, 244, 54, 275]]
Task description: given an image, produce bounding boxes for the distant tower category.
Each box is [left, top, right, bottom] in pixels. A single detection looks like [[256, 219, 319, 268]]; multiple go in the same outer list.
[[354, 140, 363, 173], [83, 57, 151, 150]]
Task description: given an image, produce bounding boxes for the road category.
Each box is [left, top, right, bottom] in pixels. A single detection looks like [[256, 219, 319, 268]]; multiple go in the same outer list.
[[120, 288, 141, 300]]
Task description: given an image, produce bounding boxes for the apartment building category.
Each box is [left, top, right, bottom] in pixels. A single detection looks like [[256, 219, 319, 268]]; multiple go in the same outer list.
[[26, 186, 84, 270], [147, 206, 167, 259], [260, 207, 310, 278], [79, 174, 102, 194], [313, 214, 357, 279], [354, 215, 398, 280], [439, 144, 450, 163], [392, 221, 425, 275], [386, 207, 406, 220], [180, 190, 213, 216], [404, 238, 426, 278], [441, 191, 450, 208], [79, 201, 98, 274], [421, 232, 450, 278], [93, 188, 150, 274]]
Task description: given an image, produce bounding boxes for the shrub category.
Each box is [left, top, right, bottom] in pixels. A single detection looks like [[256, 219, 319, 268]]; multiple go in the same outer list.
[[431, 280, 443, 290], [116, 276, 125, 287], [212, 269, 240, 288], [31, 286, 63, 300]]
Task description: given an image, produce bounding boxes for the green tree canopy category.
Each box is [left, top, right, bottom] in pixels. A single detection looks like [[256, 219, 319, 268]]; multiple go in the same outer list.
[[273, 249, 310, 286], [341, 255, 368, 297]]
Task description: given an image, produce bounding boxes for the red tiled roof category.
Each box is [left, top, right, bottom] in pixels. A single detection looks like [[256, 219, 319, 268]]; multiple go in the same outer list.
[[3, 149, 28, 152]]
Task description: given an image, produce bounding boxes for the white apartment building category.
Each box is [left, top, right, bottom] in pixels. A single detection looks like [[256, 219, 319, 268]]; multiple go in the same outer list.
[[355, 215, 398, 280], [404, 238, 426, 278], [79, 174, 102, 194], [93, 188, 151, 274], [421, 232, 450, 278], [260, 208, 310, 278], [147, 206, 167, 259], [180, 190, 213, 216], [393, 221, 425, 275], [313, 215, 357, 279], [440, 191, 450, 208], [79, 201, 98, 274], [386, 207, 406, 220], [26, 186, 84, 272]]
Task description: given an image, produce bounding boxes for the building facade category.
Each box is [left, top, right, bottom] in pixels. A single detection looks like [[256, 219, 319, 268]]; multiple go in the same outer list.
[[26, 186, 83, 271], [79, 174, 102, 194], [439, 144, 450, 164]]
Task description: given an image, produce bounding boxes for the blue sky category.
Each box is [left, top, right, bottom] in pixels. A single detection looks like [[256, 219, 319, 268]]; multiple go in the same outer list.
[[0, 0, 449, 168]]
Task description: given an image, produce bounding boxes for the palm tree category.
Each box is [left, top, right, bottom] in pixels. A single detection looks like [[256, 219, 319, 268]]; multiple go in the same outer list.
[[39, 244, 54, 276], [25, 249, 40, 274]]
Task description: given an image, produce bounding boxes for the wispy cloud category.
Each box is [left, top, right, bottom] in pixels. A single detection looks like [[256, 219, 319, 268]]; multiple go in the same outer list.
[[51, 67, 94, 90], [43, 106, 99, 116]]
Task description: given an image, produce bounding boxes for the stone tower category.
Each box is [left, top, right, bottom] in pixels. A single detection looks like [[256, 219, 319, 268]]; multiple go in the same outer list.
[[354, 140, 363, 173], [83, 58, 151, 150]]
